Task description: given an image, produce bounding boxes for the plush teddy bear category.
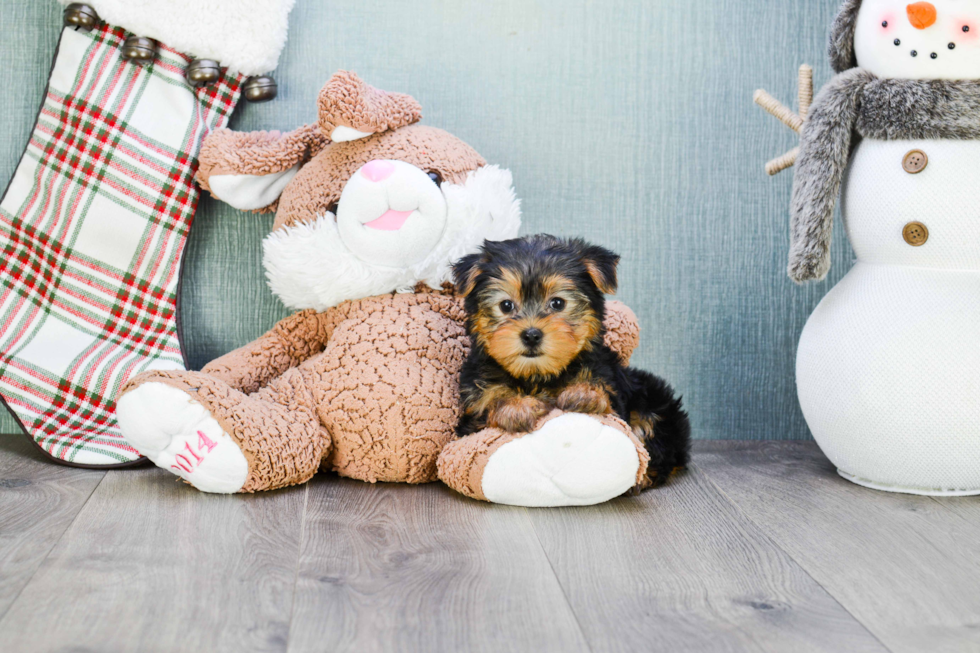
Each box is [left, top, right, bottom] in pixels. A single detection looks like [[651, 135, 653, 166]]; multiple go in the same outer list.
[[116, 72, 652, 507]]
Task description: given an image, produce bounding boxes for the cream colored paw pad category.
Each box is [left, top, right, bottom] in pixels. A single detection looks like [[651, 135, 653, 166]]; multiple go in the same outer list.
[[481, 413, 641, 507], [116, 383, 248, 493]]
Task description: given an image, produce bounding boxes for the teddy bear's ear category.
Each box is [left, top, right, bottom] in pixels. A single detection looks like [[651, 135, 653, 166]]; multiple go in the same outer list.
[[197, 124, 329, 213], [452, 252, 487, 298], [317, 71, 422, 143]]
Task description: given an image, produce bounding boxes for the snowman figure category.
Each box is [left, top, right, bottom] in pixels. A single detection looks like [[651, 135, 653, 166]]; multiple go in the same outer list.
[[759, 0, 980, 495]]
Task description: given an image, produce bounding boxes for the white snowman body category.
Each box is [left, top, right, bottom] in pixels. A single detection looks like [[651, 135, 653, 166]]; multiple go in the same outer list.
[[796, 0, 980, 494]]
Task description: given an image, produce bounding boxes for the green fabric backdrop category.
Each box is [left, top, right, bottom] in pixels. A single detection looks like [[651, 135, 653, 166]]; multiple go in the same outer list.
[[0, 0, 852, 440]]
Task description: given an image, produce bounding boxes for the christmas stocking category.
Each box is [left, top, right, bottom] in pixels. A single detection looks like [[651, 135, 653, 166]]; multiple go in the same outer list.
[[0, 1, 294, 466]]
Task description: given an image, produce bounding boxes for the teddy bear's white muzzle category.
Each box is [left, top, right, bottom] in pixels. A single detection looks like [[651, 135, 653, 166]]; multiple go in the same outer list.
[[336, 159, 448, 267]]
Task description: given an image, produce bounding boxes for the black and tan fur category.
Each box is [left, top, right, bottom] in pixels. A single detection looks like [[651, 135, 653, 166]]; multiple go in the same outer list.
[[453, 234, 691, 489]]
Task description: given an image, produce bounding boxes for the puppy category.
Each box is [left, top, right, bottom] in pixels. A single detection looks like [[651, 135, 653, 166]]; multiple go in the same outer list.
[[453, 234, 691, 489]]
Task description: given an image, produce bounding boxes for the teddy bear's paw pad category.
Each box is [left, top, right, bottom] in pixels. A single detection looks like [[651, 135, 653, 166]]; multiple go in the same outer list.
[[481, 413, 640, 507], [208, 164, 300, 211], [116, 383, 248, 493]]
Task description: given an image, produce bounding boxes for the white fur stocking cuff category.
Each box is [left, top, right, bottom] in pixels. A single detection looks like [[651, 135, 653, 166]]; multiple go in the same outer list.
[[56, 0, 296, 75]]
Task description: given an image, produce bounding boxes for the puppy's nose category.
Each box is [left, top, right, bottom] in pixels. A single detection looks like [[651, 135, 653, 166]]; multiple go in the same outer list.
[[361, 159, 395, 182], [521, 328, 543, 348], [907, 2, 937, 29]]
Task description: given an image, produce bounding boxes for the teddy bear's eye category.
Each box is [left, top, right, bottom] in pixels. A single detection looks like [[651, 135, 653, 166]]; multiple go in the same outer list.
[[499, 300, 515, 314], [427, 171, 443, 185]]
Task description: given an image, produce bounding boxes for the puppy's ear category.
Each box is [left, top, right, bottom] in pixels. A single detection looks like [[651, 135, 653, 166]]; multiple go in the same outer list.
[[579, 243, 620, 295], [453, 252, 485, 297]]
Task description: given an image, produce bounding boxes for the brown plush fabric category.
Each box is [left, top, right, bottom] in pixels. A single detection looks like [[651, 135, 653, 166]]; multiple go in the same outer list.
[[194, 70, 476, 225], [311, 292, 469, 483], [436, 410, 650, 502], [435, 429, 522, 501], [272, 125, 486, 232], [197, 123, 330, 213], [603, 300, 640, 365], [202, 309, 339, 394], [195, 124, 486, 231], [119, 369, 329, 492], [317, 70, 423, 137], [132, 292, 468, 489], [121, 290, 642, 493]]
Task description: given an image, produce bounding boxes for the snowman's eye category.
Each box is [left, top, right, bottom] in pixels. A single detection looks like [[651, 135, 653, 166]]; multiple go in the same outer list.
[[895, 39, 901, 46], [931, 52, 938, 59], [950, 42, 956, 49]]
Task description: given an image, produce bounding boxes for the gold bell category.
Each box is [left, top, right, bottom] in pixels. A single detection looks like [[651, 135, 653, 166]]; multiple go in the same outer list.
[[188, 59, 221, 87], [120, 36, 157, 65], [243, 75, 278, 102]]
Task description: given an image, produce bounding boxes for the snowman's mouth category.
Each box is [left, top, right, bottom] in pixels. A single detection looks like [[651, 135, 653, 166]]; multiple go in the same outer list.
[[893, 38, 952, 60]]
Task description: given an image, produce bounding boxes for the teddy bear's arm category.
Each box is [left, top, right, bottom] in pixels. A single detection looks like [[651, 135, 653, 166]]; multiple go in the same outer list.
[[603, 300, 640, 365], [196, 123, 330, 213], [201, 309, 334, 394]]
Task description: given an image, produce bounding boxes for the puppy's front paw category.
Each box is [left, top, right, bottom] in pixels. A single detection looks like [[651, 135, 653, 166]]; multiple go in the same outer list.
[[556, 383, 613, 415], [488, 397, 551, 433]]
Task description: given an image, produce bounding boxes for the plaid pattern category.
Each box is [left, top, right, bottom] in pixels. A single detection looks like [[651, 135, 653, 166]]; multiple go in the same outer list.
[[0, 24, 242, 465]]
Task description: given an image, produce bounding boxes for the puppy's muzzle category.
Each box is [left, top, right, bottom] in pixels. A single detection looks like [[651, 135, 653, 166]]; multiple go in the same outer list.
[[520, 327, 543, 354]]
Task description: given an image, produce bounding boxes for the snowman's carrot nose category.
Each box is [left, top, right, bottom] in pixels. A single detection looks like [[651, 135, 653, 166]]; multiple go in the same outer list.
[[907, 2, 937, 29]]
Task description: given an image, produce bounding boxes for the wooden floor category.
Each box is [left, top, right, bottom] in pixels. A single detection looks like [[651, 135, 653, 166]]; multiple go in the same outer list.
[[1, 436, 978, 653]]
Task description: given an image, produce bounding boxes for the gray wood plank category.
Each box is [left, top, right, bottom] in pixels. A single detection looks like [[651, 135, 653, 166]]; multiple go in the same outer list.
[[696, 441, 980, 653], [0, 434, 105, 620], [528, 464, 889, 653], [287, 476, 590, 653], [0, 465, 306, 653], [929, 495, 980, 549]]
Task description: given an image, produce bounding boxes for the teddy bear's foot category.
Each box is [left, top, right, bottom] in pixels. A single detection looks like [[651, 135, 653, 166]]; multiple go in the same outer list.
[[116, 382, 248, 493], [438, 412, 648, 507]]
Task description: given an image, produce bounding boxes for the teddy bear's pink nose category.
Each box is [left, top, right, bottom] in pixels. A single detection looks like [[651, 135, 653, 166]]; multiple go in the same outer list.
[[361, 160, 396, 183]]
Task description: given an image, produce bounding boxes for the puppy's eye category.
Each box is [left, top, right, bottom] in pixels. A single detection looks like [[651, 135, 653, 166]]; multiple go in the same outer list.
[[499, 300, 515, 314], [548, 298, 566, 311], [427, 171, 443, 185]]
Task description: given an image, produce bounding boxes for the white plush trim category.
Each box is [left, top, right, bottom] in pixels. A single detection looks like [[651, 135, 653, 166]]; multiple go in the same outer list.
[[116, 383, 248, 494], [57, 0, 295, 75], [330, 126, 374, 142], [481, 414, 641, 507], [209, 165, 300, 212], [262, 165, 521, 311], [413, 164, 522, 288]]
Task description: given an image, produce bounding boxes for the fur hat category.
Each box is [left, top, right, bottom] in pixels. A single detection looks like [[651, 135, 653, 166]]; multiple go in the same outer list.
[[829, 0, 864, 73]]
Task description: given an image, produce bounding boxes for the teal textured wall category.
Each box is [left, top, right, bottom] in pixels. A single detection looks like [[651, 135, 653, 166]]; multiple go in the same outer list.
[[0, 0, 853, 440]]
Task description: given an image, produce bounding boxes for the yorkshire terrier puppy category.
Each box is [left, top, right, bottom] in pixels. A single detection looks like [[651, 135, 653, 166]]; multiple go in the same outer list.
[[453, 234, 691, 489]]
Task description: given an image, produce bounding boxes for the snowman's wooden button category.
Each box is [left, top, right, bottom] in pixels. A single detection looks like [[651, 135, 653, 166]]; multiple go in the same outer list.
[[903, 221, 929, 246], [902, 150, 928, 174]]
